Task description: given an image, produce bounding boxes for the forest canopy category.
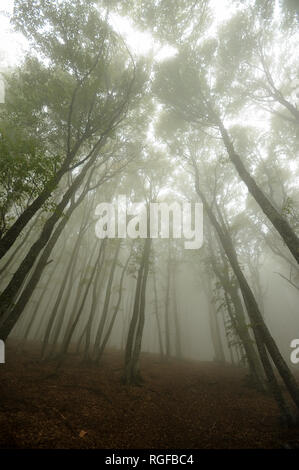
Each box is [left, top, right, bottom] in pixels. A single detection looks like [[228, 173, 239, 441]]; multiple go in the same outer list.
[[0, 0, 299, 448]]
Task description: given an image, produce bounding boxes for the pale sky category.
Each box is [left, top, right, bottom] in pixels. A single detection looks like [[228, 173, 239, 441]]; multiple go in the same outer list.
[[0, 0, 236, 104], [0, 1, 297, 206], [0, 0, 23, 68], [109, 12, 177, 61], [0, 0, 293, 149]]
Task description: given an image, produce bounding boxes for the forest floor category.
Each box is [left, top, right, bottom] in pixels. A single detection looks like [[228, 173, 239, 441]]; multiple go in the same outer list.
[[1, 341, 299, 449]]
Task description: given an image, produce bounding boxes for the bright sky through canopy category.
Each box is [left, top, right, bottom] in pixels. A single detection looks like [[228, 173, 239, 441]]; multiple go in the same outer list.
[[0, 0, 238, 73], [0, 0, 235, 103]]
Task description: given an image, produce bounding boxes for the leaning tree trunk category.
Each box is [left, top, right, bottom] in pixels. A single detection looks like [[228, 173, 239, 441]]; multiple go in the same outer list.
[[215, 117, 299, 264], [0, 153, 98, 338], [41, 224, 86, 359], [0, 216, 38, 278], [0, 164, 70, 261], [193, 163, 299, 417], [22, 261, 57, 348], [48, 233, 98, 357], [207, 235, 265, 389]]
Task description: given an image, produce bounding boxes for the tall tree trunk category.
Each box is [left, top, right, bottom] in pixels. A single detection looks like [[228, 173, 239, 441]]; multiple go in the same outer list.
[[153, 270, 164, 359], [0, 165, 69, 260], [216, 117, 299, 264], [172, 267, 183, 360], [207, 234, 265, 388], [204, 273, 226, 363], [123, 237, 152, 385], [0, 216, 38, 278], [164, 241, 171, 358], [128, 238, 152, 384], [193, 163, 299, 417], [50, 237, 98, 356], [96, 248, 132, 362], [224, 288, 265, 389], [22, 262, 57, 347], [41, 226, 86, 359], [0, 153, 98, 336], [82, 239, 107, 361], [56, 241, 103, 364], [93, 240, 121, 358]]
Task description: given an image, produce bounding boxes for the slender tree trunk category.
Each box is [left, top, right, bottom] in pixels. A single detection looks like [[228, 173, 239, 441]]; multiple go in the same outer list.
[[208, 235, 265, 388], [41, 227, 85, 358], [0, 165, 69, 260], [204, 274, 226, 363], [129, 238, 152, 384], [216, 118, 299, 264], [153, 271, 164, 358], [193, 168, 299, 417], [82, 239, 107, 360], [0, 153, 98, 337], [0, 216, 38, 277], [96, 248, 132, 362], [56, 241, 103, 364], [22, 262, 57, 347], [123, 237, 152, 385], [93, 240, 121, 358], [172, 267, 182, 360], [121, 290, 134, 351], [50, 237, 98, 356], [224, 288, 265, 389], [164, 241, 171, 358]]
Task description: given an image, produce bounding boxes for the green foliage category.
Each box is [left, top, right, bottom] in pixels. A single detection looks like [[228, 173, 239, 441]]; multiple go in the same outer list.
[[0, 0, 149, 236]]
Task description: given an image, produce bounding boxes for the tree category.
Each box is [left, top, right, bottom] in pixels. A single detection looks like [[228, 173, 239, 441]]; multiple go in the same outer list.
[[0, 0, 146, 260], [0, 0, 149, 338]]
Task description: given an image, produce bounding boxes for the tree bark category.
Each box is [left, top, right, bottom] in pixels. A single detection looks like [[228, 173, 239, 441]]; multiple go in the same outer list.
[[123, 237, 152, 385], [96, 248, 132, 362], [153, 270, 164, 359], [216, 118, 299, 264], [93, 240, 122, 358], [193, 162, 299, 415]]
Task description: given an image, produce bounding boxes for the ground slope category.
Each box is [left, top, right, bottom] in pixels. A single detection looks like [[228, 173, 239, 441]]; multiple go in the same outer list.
[[0, 342, 299, 449]]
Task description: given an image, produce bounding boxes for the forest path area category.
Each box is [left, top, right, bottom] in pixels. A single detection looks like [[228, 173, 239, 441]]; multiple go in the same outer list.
[[0, 342, 299, 449]]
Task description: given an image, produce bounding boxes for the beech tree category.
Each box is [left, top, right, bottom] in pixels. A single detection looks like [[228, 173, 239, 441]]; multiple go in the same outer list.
[[1, 0, 299, 437]]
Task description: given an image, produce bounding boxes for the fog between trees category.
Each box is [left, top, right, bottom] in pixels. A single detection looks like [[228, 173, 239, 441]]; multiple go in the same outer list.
[[0, 0, 299, 425]]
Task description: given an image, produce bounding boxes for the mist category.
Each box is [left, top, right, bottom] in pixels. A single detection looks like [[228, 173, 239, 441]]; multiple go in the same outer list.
[[0, 0, 299, 452]]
